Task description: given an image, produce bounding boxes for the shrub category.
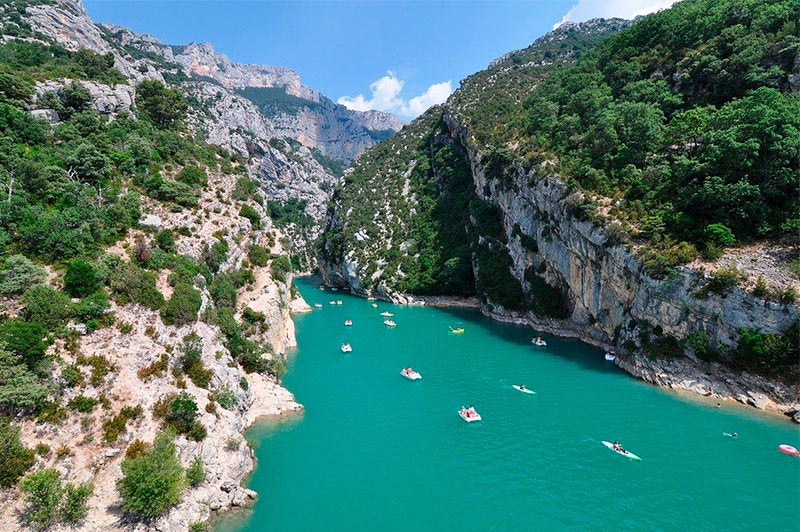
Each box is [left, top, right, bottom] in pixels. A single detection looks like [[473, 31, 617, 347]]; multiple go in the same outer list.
[[706, 267, 741, 296], [752, 276, 769, 298], [773, 285, 798, 305], [0, 346, 49, 411], [64, 260, 99, 297], [156, 230, 175, 253], [704, 223, 736, 247], [138, 353, 169, 381], [239, 204, 261, 228], [202, 240, 229, 273], [68, 395, 98, 413], [161, 283, 201, 325], [118, 431, 185, 520], [0, 419, 34, 487], [176, 166, 207, 187], [21, 468, 62, 531], [270, 256, 292, 282], [60, 481, 92, 524], [168, 392, 198, 433], [0, 318, 47, 364], [248, 245, 270, 267], [136, 80, 187, 129], [76, 355, 114, 387], [110, 263, 164, 310], [0, 255, 46, 295], [190, 522, 206, 532], [102, 405, 142, 444], [21, 285, 71, 330], [73, 290, 111, 330], [186, 456, 205, 487], [180, 333, 212, 388], [125, 439, 147, 460], [60, 364, 85, 388], [216, 386, 238, 410]]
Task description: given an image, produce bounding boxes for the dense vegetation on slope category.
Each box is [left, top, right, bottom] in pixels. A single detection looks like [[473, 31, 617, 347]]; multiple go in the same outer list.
[[521, 0, 799, 257], [322, 108, 476, 296], [322, 0, 799, 377], [0, 30, 284, 521]]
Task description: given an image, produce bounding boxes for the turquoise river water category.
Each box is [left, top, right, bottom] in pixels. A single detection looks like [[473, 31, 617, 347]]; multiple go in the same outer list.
[[215, 277, 800, 532]]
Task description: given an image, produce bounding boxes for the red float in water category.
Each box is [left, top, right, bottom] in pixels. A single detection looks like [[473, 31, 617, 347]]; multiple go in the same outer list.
[[778, 444, 800, 457]]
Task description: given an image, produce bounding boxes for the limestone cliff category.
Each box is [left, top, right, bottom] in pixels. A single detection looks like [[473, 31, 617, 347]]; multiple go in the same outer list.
[[320, 11, 800, 419]]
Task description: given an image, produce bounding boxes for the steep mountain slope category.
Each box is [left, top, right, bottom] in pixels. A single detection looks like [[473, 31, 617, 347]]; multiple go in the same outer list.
[[320, 0, 800, 415], [17, 0, 402, 265], [0, 0, 407, 529]]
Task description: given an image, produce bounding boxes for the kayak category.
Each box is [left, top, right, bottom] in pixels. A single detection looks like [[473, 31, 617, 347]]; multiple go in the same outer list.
[[602, 441, 641, 461], [313, 303, 323, 308], [380, 312, 394, 317], [512, 385, 536, 394], [723, 432, 738, 438], [459, 408, 481, 422], [449, 327, 464, 334], [778, 444, 800, 457], [401, 369, 422, 380]]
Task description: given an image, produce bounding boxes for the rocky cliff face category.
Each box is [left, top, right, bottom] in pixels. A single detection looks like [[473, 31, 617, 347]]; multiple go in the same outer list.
[[23, 0, 402, 262], [320, 16, 800, 418]]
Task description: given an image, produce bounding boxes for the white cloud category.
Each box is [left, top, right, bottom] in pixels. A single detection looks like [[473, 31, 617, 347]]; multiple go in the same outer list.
[[403, 80, 453, 117], [555, 0, 676, 29], [338, 71, 452, 118]]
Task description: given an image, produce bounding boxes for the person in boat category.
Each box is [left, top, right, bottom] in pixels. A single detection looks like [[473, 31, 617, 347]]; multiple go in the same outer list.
[[613, 440, 625, 452], [732, 432, 738, 438], [519, 384, 526, 390]]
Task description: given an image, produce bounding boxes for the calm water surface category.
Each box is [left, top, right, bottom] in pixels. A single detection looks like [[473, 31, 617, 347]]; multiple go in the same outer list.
[[216, 277, 800, 532]]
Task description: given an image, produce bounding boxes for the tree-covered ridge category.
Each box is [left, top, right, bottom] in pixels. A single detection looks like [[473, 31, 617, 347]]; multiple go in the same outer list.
[[522, 0, 799, 253]]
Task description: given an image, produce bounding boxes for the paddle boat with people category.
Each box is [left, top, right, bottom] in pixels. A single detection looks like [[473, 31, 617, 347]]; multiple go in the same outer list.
[[604, 351, 616, 361], [449, 326, 464, 334], [314, 303, 323, 308], [602, 440, 641, 461], [532, 337, 547, 347], [340, 343, 352, 353], [400, 367, 422, 380], [344, 320, 353, 326], [384, 319, 397, 327], [336, 300, 343, 305], [778, 444, 800, 457], [459, 406, 481, 422], [372, 303, 378, 308]]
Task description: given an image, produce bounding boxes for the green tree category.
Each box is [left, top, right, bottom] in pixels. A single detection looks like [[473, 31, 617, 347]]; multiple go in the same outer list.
[[186, 456, 205, 488], [0, 255, 46, 295], [64, 259, 99, 297], [60, 481, 93, 524], [0, 318, 47, 364], [161, 283, 201, 325], [0, 418, 34, 487], [136, 80, 187, 129], [168, 392, 199, 434], [20, 468, 62, 531], [0, 346, 48, 411], [176, 165, 207, 187], [21, 285, 72, 329], [117, 431, 185, 520]]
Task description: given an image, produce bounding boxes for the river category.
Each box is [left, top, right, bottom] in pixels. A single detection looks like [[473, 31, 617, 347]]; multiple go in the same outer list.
[[215, 276, 800, 531]]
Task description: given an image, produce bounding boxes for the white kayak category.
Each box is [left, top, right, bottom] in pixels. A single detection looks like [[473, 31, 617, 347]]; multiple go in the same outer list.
[[512, 385, 536, 394], [459, 408, 481, 422], [314, 303, 323, 308], [380, 312, 394, 317], [602, 441, 641, 461], [401, 370, 422, 380]]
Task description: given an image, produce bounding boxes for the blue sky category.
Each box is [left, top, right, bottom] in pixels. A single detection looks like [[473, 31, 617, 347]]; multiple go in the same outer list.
[[84, 0, 674, 119]]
